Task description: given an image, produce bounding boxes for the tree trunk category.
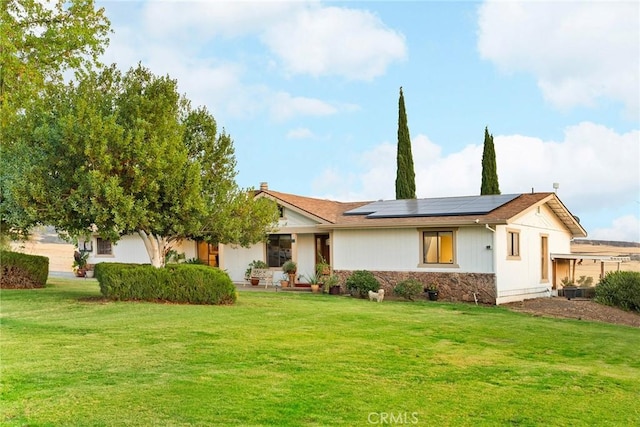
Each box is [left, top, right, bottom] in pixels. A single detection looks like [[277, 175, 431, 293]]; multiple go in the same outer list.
[[138, 230, 168, 268]]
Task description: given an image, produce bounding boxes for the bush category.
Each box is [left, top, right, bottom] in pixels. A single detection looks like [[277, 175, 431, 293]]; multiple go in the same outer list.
[[595, 270, 640, 312], [0, 250, 49, 289], [345, 270, 380, 298], [393, 279, 423, 301], [96, 263, 236, 305]]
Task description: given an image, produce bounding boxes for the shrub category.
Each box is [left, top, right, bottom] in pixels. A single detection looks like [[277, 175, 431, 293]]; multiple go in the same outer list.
[[0, 250, 49, 289], [97, 263, 236, 305], [393, 279, 423, 301], [345, 270, 380, 298], [595, 270, 640, 312]]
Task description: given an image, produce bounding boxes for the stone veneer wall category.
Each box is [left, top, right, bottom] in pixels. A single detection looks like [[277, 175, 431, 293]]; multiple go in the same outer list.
[[334, 270, 497, 305]]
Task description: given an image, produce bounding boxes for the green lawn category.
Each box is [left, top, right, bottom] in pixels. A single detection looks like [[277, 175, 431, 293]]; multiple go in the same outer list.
[[1, 278, 639, 426]]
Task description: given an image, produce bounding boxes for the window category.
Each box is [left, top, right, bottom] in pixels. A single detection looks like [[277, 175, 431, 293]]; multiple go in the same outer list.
[[278, 205, 285, 218], [267, 234, 292, 268], [507, 229, 520, 258], [422, 230, 454, 264], [96, 238, 112, 255], [540, 235, 549, 281], [79, 240, 93, 252]]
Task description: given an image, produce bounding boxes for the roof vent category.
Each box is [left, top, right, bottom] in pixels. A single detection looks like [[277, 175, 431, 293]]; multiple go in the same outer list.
[[260, 182, 268, 191]]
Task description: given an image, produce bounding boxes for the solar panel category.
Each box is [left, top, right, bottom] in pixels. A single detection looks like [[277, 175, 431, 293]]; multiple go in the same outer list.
[[344, 194, 520, 218]]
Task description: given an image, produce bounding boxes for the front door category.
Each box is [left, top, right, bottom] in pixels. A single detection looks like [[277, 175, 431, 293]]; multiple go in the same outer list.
[[315, 234, 330, 265], [197, 241, 219, 267]]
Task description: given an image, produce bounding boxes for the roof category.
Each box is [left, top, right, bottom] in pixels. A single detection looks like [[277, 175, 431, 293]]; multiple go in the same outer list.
[[551, 253, 630, 262], [256, 189, 587, 238], [257, 189, 366, 224]]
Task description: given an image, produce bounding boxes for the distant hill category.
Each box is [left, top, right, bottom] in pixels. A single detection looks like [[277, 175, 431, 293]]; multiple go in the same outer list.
[[573, 239, 640, 248]]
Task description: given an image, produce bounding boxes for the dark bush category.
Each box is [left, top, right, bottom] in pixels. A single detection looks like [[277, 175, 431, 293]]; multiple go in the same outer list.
[[345, 270, 380, 298], [0, 250, 49, 289], [97, 263, 236, 305], [595, 270, 640, 312], [393, 279, 423, 301]]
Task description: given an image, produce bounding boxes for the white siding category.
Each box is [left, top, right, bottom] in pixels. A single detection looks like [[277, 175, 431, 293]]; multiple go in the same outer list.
[[280, 208, 319, 227], [456, 226, 495, 273], [221, 243, 264, 283], [221, 232, 318, 283], [333, 228, 417, 271], [295, 234, 316, 281], [495, 205, 573, 304], [86, 235, 197, 265], [333, 227, 494, 273]]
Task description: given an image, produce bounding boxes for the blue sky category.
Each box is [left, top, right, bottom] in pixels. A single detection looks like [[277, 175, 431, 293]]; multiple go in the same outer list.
[[99, 1, 639, 242]]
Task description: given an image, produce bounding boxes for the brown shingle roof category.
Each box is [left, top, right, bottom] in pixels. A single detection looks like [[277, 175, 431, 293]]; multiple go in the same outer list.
[[258, 190, 369, 223], [257, 190, 587, 237]]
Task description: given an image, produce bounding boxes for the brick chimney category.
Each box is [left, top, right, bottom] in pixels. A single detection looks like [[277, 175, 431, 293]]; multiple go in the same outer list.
[[259, 182, 268, 191]]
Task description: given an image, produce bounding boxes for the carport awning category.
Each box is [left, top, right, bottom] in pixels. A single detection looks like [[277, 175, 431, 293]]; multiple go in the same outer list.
[[551, 253, 630, 262]]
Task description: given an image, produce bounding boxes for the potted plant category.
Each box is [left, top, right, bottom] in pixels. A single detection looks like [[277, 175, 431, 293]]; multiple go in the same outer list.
[[306, 272, 321, 293], [322, 274, 340, 295], [316, 254, 330, 277], [561, 277, 579, 300], [72, 251, 89, 277], [282, 260, 297, 287], [279, 273, 290, 288], [426, 283, 439, 301], [246, 260, 268, 286], [85, 264, 95, 278]]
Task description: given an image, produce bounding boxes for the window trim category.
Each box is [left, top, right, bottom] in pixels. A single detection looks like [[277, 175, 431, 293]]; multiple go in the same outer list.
[[506, 228, 521, 260], [418, 228, 458, 268]]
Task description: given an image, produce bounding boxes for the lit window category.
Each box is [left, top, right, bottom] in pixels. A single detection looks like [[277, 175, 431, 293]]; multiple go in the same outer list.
[[422, 231, 454, 264], [96, 238, 112, 255], [267, 234, 292, 268], [507, 230, 520, 258]]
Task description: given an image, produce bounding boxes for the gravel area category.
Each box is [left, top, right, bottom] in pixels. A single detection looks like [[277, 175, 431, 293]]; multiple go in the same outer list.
[[504, 297, 640, 328]]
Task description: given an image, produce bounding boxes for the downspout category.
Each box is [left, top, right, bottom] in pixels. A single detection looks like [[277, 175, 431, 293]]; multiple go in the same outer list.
[[485, 224, 497, 303]]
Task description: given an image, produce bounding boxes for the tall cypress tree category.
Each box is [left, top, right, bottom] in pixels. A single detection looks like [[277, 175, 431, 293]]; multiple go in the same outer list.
[[480, 126, 501, 195], [395, 87, 416, 199]]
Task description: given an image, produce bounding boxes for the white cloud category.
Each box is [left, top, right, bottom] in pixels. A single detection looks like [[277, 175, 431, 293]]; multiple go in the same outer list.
[[101, 2, 384, 122], [589, 215, 640, 243], [141, 1, 306, 39], [477, 1, 640, 115], [313, 122, 640, 241], [138, 1, 406, 81], [262, 5, 407, 80], [287, 127, 315, 139], [270, 92, 337, 121]]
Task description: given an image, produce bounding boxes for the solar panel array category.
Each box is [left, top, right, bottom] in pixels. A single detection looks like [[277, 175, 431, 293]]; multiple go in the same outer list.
[[344, 194, 520, 218]]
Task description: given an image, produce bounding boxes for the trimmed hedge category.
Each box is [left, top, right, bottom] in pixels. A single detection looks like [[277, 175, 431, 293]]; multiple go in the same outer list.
[[595, 270, 640, 312], [0, 250, 49, 289], [96, 263, 236, 305]]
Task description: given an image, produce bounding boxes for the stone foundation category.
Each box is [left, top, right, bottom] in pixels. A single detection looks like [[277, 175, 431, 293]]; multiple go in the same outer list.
[[334, 270, 497, 305]]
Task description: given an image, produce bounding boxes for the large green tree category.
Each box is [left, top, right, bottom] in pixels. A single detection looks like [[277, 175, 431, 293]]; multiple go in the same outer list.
[[480, 126, 501, 195], [0, 0, 110, 245], [0, 0, 110, 126], [8, 64, 278, 266], [395, 86, 416, 199]]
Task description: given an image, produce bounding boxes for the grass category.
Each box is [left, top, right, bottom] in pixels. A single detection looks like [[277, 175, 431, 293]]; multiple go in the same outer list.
[[1, 278, 639, 426]]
